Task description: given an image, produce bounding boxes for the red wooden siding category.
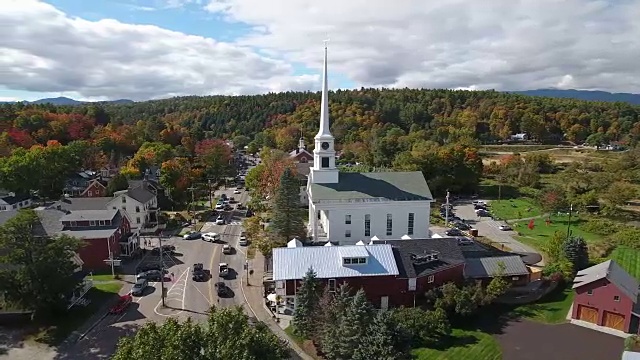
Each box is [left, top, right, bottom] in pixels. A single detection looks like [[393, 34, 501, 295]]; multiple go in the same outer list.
[[572, 278, 634, 332]]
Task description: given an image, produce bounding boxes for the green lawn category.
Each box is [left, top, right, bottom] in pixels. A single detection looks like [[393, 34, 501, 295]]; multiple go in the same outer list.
[[87, 274, 119, 281], [33, 282, 123, 345], [411, 329, 502, 360], [610, 246, 640, 280], [512, 215, 603, 250], [513, 287, 574, 324], [490, 198, 543, 220]]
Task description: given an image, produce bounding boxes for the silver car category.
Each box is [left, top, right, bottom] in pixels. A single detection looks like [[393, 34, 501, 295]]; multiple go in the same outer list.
[[131, 278, 148, 296]]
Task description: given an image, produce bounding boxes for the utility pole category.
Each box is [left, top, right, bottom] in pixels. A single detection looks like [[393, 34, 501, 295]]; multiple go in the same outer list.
[[566, 203, 574, 240], [106, 238, 115, 278], [208, 179, 213, 209], [187, 186, 197, 231], [445, 191, 450, 226], [158, 235, 166, 307], [245, 260, 249, 285]]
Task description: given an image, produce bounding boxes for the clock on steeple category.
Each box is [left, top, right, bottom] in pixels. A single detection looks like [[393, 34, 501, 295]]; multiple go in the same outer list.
[[321, 142, 330, 150]]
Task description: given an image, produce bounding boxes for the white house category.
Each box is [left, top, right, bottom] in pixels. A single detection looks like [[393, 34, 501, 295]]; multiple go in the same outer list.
[[108, 183, 160, 234], [306, 45, 433, 245], [0, 192, 32, 212]]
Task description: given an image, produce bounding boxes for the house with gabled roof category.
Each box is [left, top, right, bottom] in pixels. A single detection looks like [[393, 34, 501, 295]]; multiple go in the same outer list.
[[571, 260, 640, 334], [108, 182, 161, 234], [0, 192, 32, 211]]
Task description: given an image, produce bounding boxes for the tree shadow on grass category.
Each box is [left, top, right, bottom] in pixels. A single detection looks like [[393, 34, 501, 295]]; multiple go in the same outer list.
[[478, 183, 520, 200], [424, 333, 480, 351]]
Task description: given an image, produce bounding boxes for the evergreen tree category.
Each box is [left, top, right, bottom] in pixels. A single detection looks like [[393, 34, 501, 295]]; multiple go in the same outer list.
[[270, 167, 304, 242], [353, 311, 400, 360], [320, 284, 353, 359], [563, 236, 589, 271], [107, 172, 129, 195], [334, 289, 373, 359], [292, 267, 321, 339]]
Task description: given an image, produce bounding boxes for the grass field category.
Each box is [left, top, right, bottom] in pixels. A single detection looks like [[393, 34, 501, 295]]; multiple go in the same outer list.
[[514, 287, 574, 324], [512, 215, 603, 249], [411, 329, 502, 360], [610, 246, 640, 280], [490, 198, 543, 220]]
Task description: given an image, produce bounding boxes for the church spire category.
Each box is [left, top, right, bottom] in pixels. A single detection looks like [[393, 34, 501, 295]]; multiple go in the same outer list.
[[316, 41, 331, 138]]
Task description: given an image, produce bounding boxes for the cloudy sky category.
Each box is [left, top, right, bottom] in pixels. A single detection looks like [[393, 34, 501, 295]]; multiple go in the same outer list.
[[1, 0, 639, 101]]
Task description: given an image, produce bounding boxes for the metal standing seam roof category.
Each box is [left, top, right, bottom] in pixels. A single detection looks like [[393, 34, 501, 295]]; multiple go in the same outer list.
[[61, 209, 119, 222], [572, 260, 639, 301], [272, 244, 400, 281], [464, 256, 529, 278], [309, 171, 433, 202]]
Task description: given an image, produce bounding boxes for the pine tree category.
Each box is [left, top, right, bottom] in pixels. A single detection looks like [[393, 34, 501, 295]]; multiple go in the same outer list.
[[270, 167, 304, 242], [353, 311, 400, 360], [292, 267, 321, 339], [334, 289, 373, 359], [320, 284, 352, 359], [563, 236, 589, 271]]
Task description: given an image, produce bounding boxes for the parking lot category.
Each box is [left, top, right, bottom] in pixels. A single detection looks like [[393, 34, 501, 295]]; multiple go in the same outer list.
[[433, 198, 543, 265]]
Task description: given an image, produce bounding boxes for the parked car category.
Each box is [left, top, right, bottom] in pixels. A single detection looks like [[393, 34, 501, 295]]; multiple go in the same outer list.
[[457, 237, 475, 246], [239, 233, 248, 246], [183, 231, 202, 240], [203, 232, 221, 242], [222, 244, 232, 254], [236, 203, 246, 210], [192, 263, 206, 282], [215, 203, 224, 210], [136, 263, 162, 273], [499, 224, 512, 231], [223, 204, 233, 211], [215, 216, 225, 225], [131, 278, 148, 296], [454, 222, 471, 230], [136, 269, 165, 281], [151, 245, 175, 255], [219, 263, 229, 277], [445, 228, 464, 236], [215, 281, 229, 296]]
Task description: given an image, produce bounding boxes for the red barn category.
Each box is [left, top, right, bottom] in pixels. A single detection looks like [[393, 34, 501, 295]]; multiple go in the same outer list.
[[571, 260, 640, 333], [80, 179, 108, 198]]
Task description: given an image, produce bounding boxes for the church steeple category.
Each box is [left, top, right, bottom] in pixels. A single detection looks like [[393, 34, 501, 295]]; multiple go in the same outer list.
[[310, 41, 339, 184], [316, 42, 332, 139]]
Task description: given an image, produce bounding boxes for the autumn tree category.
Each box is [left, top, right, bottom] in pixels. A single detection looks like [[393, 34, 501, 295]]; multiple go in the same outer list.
[[195, 139, 232, 186], [107, 173, 130, 196], [130, 141, 174, 174], [160, 158, 196, 204]]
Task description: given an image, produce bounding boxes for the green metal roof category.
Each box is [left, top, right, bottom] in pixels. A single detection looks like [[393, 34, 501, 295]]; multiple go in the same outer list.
[[310, 171, 433, 203]]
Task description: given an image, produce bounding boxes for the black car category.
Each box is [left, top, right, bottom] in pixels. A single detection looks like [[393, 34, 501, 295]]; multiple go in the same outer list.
[[151, 245, 176, 255], [445, 228, 464, 236], [137, 269, 165, 281], [192, 263, 206, 282], [215, 282, 229, 296], [454, 222, 471, 230], [136, 263, 162, 274]]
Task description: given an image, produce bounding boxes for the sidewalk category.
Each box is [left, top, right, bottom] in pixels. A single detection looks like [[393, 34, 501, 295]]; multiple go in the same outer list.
[[242, 252, 314, 360]]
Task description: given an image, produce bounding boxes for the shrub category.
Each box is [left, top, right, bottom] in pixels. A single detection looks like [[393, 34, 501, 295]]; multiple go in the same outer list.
[[625, 335, 640, 351], [583, 219, 622, 235], [611, 228, 640, 250], [588, 242, 616, 258]]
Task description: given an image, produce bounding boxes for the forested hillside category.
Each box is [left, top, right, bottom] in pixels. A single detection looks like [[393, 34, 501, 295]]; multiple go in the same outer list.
[[2, 88, 640, 195]]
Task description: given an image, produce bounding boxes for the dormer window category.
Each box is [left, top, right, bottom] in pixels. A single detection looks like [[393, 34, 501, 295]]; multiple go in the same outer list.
[[90, 220, 96, 226], [70, 221, 77, 227], [99, 220, 105, 226], [343, 257, 367, 265]]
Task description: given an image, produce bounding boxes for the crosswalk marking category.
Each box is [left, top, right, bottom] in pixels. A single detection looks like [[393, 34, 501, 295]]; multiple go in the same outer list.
[[228, 221, 243, 225]]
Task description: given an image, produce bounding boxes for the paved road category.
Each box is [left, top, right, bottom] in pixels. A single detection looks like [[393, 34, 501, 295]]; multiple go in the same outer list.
[[451, 200, 544, 265], [59, 187, 252, 359]]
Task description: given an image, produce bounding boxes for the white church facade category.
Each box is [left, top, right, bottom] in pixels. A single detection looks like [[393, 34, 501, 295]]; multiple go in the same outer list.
[[306, 45, 434, 245]]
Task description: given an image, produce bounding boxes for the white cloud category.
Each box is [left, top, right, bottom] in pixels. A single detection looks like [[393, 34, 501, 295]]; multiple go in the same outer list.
[[0, 0, 316, 100], [205, 0, 640, 93]]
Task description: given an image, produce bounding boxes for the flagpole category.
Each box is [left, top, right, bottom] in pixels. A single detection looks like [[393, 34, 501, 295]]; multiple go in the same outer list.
[[566, 203, 573, 240]]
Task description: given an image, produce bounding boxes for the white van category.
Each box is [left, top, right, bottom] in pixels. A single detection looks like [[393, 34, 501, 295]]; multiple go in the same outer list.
[[202, 232, 221, 242]]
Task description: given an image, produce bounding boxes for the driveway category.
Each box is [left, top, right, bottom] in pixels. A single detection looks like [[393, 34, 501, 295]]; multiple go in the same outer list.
[[452, 200, 544, 265], [496, 319, 623, 360]]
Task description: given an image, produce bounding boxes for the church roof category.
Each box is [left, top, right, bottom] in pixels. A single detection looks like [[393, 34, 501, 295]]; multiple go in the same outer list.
[[310, 171, 432, 203]]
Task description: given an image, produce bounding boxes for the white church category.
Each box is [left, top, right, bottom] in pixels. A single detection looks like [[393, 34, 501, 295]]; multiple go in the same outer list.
[[306, 45, 434, 245]]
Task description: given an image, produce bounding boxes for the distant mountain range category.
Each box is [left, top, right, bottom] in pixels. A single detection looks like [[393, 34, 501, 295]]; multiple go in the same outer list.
[[511, 89, 640, 105], [4, 97, 134, 106], [4, 89, 640, 106]]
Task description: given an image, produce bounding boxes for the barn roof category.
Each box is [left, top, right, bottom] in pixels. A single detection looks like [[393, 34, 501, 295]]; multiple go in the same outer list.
[[572, 260, 639, 302]]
